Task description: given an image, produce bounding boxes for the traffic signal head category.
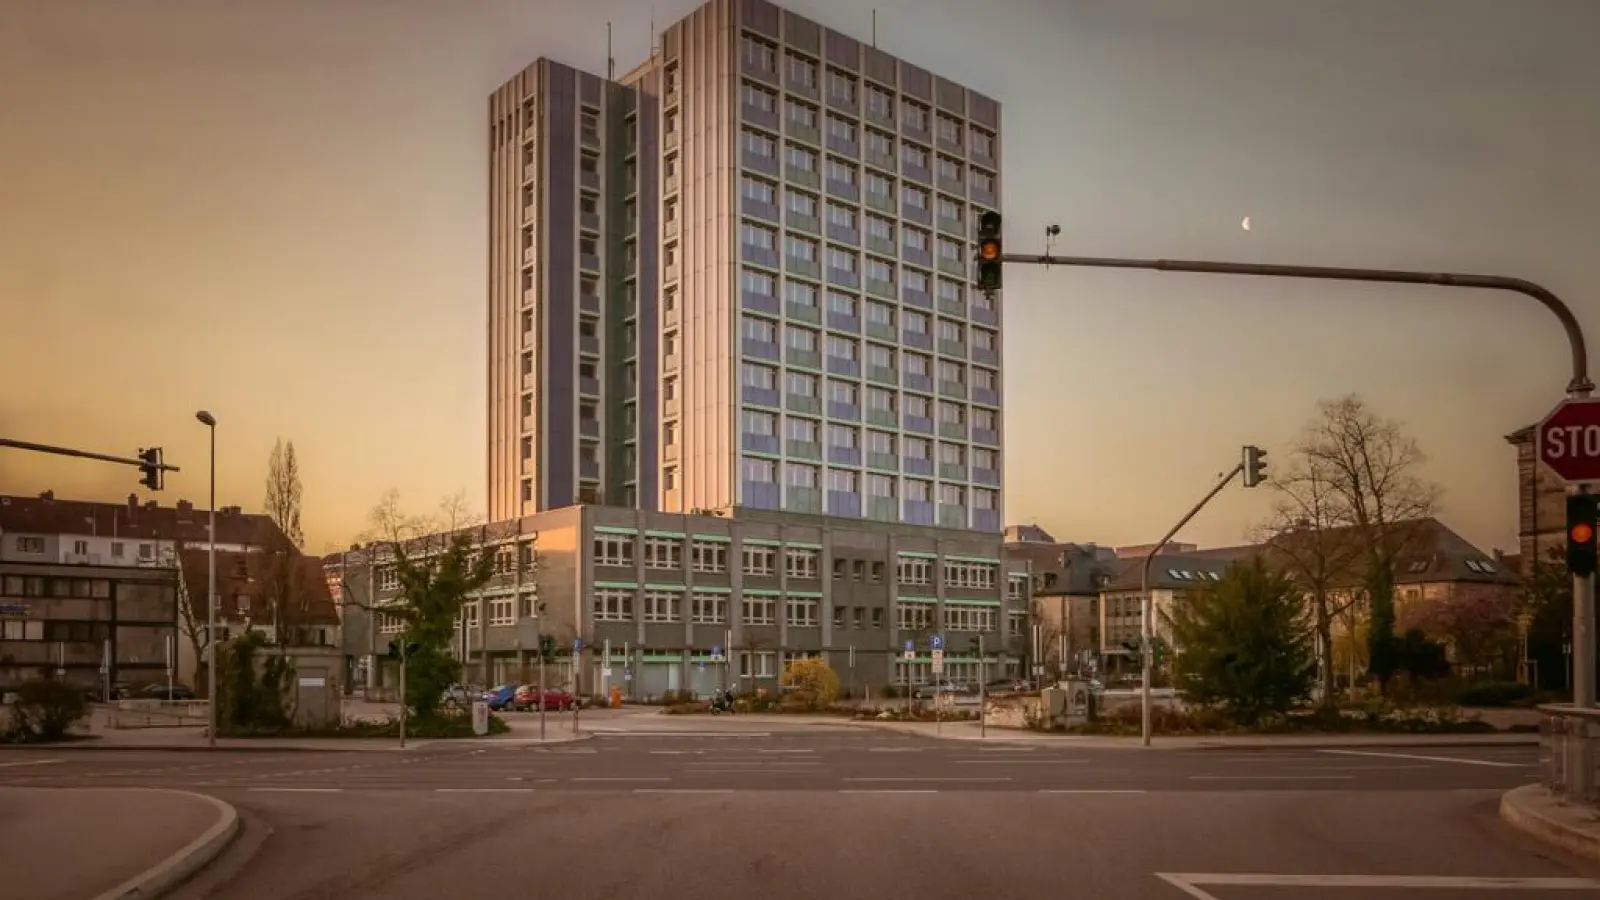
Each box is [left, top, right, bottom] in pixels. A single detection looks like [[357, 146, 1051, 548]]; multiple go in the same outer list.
[[975, 210, 1002, 295], [1568, 494, 1599, 576], [138, 447, 164, 491], [1242, 445, 1268, 488]]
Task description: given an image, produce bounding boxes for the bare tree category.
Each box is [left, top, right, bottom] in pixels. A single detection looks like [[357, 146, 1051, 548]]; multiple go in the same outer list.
[[1294, 395, 1440, 687], [1257, 454, 1365, 704], [264, 439, 305, 549], [249, 521, 318, 646], [174, 556, 211, 695], [437, 489, 483, 534]]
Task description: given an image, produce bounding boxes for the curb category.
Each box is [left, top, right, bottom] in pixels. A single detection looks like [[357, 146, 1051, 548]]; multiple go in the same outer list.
[[90, 789, 239, 900], [1500, 785, 1600, 863]]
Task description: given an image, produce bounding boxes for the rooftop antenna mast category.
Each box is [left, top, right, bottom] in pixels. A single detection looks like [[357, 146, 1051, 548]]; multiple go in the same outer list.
[[607, 21, 615, 80], [871, 9, 877, 47], [650, 8, 658, 57]]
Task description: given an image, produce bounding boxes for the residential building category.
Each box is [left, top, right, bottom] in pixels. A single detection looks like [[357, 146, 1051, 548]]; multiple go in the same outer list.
[[1505, 424, 1566, 577], [1099, 518, 1520, 680], [337, 504, 1029, 699], [171, 547, 340, 693], [0, 559, 178, 692], [0, 492, 278, 568], [1002, 523, 1117, 676], [488, 0, 1005, 535]]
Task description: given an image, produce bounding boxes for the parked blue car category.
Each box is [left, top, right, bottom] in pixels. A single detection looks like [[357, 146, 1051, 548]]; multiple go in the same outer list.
[[483, 684, 521, 712]]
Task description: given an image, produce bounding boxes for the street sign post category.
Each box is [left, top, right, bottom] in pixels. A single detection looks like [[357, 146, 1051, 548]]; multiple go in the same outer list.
[[930, 634, 944, 651], [902, 640, 914, 660], [1538, 398, 1600, 483], [1538, 396, 1600, 801], [930, 648, 945, 674]]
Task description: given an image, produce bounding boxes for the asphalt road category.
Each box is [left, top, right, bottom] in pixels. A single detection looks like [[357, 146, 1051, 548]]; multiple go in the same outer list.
[[5, 732, 1598, 899]]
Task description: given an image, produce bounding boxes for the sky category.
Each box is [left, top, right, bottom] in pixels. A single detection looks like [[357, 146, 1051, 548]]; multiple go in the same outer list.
[[1, 0, 1596, 555]]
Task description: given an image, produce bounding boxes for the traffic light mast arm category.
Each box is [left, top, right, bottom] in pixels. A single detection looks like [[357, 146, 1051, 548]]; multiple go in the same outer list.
[[1137, 459, 1246, 747], [0, 438, 184, 474], [997, 252, 1592, 397]]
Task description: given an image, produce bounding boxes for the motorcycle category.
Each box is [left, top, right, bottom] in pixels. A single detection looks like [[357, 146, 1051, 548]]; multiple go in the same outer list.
[[709, 691, 735, 714]]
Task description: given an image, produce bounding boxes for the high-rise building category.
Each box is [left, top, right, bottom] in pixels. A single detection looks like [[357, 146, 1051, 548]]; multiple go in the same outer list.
[[488, 0, 1003, 533]]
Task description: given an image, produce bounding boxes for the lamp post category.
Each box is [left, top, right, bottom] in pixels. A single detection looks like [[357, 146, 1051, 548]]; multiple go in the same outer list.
[[195, 410, 217, 748]]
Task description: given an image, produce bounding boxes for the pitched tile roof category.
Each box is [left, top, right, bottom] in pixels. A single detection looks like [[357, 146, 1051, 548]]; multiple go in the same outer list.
[[1100, 517, 1516, 592], [0, 492, 282, 547], [176, 545, 339, 627]]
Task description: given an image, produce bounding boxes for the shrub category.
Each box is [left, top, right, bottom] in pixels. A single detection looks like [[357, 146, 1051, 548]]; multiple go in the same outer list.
[[779, 658, 840, 711], [4, 680, 89, 742], [1456, 681, 1536, 708]]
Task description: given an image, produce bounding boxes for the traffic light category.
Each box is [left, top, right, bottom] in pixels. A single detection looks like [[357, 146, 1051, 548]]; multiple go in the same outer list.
[[386, 638, 421, 660], [1568, 494, 1599, 577], [1242, 445, 1268, 488], [538, 634, 556, 662], [975, 210, 1002, 295], [138, 447, 164, 491]]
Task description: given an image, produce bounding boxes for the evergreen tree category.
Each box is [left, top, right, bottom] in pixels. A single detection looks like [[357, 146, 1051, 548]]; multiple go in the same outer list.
[[1169, 555, 1316, 724]]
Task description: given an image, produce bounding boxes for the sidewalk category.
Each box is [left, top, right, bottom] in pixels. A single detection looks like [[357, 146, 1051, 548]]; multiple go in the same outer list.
[[0, 786, 237, 900], [1501, 785, 1600, 862], [737, 714, 1541, 749], [13, 717, 592, 752]]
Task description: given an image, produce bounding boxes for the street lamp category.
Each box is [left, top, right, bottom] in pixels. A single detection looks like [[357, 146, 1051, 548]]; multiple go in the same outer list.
[[195, 410, 217, 748]]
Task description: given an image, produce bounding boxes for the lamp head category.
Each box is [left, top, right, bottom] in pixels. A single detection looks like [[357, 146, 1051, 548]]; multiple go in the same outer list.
[[195, 411, 216, 427]]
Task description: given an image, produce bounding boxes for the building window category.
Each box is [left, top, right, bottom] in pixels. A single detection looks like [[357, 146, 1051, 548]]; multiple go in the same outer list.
[[593, 534, 635, 567], [742, 175, 776, 205], [786, 143, 817, 172], [897, 557, 933, 585], [742, 594, 777, 625], [643, 590, 682, 623], [787, 461, 819, 489], [692, 541, 728, 573], [785, 597, 819, 627], [742, 81, 776, 113], [488, 597, 515, 627], [15, 537, 44, 554], [743, 545, 776, 576], [593, 588, 633, 622], [896, 600, 934, 630], [643, 537, 682, 570], [742, 34, 776, 71], [826, 69, 857, 103], [787, 52, 817, 88], [786, 548, 820, 579], [692, 591, 728, 624], [944, 561, 998, 589], [740, 650, 777, 678]]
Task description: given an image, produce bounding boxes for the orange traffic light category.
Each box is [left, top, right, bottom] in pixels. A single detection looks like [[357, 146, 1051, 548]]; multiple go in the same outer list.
[[978, 239, 1000, 261], [1569, 494, 1599, 576], [1573, 522, 1594, 545]]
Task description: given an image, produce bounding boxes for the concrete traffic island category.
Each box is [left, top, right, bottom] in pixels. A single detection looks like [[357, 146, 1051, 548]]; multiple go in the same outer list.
[[1501, 784, 1600, 863], [0, 786, 238, 900]]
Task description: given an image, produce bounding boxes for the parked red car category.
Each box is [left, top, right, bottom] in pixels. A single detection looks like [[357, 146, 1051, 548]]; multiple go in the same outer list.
[[513, 685, 576, 711]]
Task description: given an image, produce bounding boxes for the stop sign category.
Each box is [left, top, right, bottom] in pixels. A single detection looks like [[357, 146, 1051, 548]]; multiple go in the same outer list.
[[1536, 398, 1600, 483]]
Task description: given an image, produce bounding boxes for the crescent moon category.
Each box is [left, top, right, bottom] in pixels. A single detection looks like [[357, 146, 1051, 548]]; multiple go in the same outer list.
[[1241, 216, 1252, 231]]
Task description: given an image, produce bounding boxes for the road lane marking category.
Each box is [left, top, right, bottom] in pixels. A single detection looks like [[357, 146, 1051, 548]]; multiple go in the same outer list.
[[1316, 749, 1528, 768], [592, 731, 771, 737], [756, 748, 814, 754], [844, 776, 1011, 783], [1038, 789, 1146, 794], [1157, 872, 1600, 897], [248, 787, 343, 793], [649, 750, 704, 755], [868, 747, 923, 753], [840, 789, 938, 794], [953, 759, 1089, 765], [1188, 775, 1355, 781], [1281, 764, 1432, 772], [0, 759, 64, 769], [436, 788, 535, 793], [571, 777, 670, 782], [634, 788, 732, 794]]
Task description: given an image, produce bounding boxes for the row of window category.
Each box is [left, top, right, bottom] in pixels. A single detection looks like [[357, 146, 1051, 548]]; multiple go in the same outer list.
[[741, 81, 994, 187], [739, 458, 998, 509], [737, 34, 997, 159], [741, 243, 993, 313], [1, 575, 114, 599], [741, 130, 987, 224], [739, 278, 998, 348], [0, 619, 113, 643], [740, 412, 999, 466], [894, 601, 997, 632], [735, 370, 1000, 428], [593, 588, 821, 627], [10, 535, 158, 560], [593, 536, 1010, 589], [738, 334, 999, 396]]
